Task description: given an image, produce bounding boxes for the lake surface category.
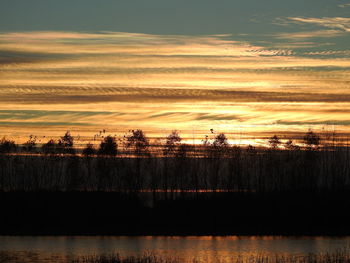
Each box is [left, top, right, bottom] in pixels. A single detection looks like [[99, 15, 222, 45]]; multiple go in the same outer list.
[[1, 236, 350, 263]]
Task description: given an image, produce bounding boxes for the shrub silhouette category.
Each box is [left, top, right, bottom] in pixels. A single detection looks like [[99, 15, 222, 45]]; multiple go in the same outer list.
[[82, 143, 96, 156], [41, 139, 58, 154], [246, 144, 257, 155], [0, 137, 16, 153], [98, 136, 118, 156], [163, 130, 181, 156], [22, 135, 37, 152], [58, 131, 75, 154], [213, 133, 228, 148], [175, 143, 193, 158], [202, 133, 229, 158], [303, 130, 321, 148], [268, 135, 281, 148], [284, 139, 300, 151], [125, 129, 149, 156]]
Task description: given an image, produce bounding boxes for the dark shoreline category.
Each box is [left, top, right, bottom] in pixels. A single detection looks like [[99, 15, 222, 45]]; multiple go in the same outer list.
[[1, 191, 350, 236]]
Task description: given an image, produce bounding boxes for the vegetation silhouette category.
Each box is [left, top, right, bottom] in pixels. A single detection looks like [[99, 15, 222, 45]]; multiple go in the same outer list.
[[0, 137, 16, 153], [268, 135, 281, 149], [1, 129, 350, 235], [163, 130, 181, 156], [304, 130, 321, 149], [3, 250, 350, 263], [58, 131, 75, 154], [41, 139, 58, 154], [71, 250, 350, 263], [98, 136, 118, 156], [22, 135, 37, 152], [82, 143, 96, 156], [0, 129, 349, 193], [125, 129, 150, 157]]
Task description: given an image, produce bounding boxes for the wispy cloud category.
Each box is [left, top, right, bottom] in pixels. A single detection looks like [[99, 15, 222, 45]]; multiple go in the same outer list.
[[338, 3, 350, 8], [0, 31, 293, 58], [285, 17, 350, 32], [1, 31, 350, 141], [275, 30, 345, 40]]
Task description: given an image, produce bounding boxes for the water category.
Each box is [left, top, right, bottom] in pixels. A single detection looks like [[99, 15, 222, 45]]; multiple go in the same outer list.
[[1, 236, 350, 262]]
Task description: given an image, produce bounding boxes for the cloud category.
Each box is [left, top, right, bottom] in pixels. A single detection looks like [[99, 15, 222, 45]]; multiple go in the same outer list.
[[1, 31, 350, 141], [0, 31, 292, 57], [275, 30, 345, 39], [1, 86, 350, 105], [305, 50, 350, 56], [285, 17, 350, 32], [338, 3, 350, 8]]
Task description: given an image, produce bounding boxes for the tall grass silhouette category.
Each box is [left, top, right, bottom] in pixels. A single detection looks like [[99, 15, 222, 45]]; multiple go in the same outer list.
[[0, 129, 349, 192], [72, 250, 350, 263]]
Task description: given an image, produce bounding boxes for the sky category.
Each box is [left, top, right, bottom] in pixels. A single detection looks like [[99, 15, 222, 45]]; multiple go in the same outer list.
[[1, 0, 350, 145]]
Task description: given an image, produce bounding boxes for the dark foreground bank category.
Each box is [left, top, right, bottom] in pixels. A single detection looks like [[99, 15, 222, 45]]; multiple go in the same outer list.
[[2, 246, 350, 263], [1, 191, 350, 235], [73, 250, 350, 263]]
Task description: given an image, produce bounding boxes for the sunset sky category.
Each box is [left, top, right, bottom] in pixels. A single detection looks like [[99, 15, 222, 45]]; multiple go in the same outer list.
[[1, 0, 350, 145]]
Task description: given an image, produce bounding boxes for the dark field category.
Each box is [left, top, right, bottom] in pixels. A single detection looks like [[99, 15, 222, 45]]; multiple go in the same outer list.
[[3, 248, 350, 263], [1, 190, 350, 235], [72, 251, 350, 263]]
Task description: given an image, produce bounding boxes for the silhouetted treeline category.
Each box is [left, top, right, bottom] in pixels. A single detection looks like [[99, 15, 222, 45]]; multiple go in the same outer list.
[[0, 130, 324, 157], [0, 130, 349, 192]]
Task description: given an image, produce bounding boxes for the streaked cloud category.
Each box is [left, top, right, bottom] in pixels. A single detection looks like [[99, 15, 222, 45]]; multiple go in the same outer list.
[[1, 31, 350, 144], [285, 17, 350, 32], [275, 30, 345, 40], [338, 3, 350, 8]]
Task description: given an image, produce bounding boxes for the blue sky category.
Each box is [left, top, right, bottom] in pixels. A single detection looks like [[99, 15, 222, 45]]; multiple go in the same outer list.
[[2, 0, 350, 55], [0, 0, 349, 34]]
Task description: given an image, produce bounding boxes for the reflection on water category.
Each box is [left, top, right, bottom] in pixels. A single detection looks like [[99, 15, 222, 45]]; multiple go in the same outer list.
[[1, 236, 350, 263]]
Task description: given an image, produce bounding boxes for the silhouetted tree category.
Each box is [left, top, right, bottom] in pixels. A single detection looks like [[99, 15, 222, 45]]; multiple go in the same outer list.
[[175, 143, 193, 158], [246, 144, 257, 155], [303, 130, 321, 149], [23, 135, 37, 152], [82, 143, 96, 156], [213, 133, 228, 148], [98, 136, 118, 156], [268, 135, 281, 149], [58, 131, 75, 154], [125, 129, 149, 156], [213, 133, 230, 158], [284, 139, 300, 151], [0, 137, 16, 153], [41, 139, 58, 154], [163, 130, 181, 156]]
